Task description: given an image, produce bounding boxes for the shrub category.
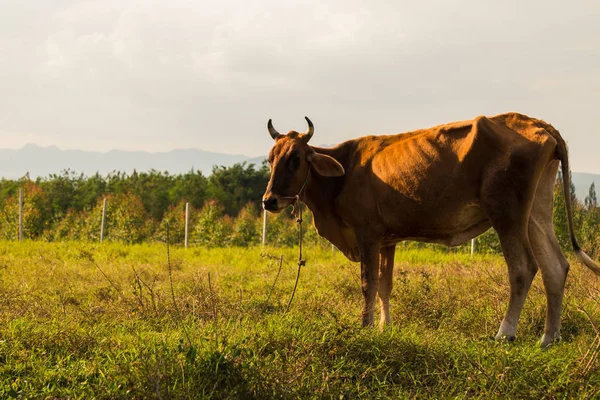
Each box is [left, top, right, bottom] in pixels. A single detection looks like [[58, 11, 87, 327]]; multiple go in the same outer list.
[[265, 208, 297, 247], [82, 194, 153, 243], [44, 209, 90, 241], [230, 203, 260, 246], [156, 202, 193, 245], [193, 200, 233, 247], [0, 181, 46, 240]]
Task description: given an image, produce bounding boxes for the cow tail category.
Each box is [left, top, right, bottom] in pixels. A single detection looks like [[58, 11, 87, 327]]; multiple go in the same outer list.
[[557, 138, 600, 275]]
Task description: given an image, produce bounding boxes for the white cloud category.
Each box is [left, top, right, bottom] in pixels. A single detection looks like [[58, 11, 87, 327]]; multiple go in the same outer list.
[[44, 34, 70, 68]]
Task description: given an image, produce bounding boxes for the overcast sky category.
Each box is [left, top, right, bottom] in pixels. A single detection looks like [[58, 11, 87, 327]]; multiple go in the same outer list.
[[1, 0, 599, 171]]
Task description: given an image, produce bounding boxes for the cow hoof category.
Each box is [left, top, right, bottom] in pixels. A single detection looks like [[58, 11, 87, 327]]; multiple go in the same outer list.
[[361, 314, 375, 328], [540, 333, 561, 348], [495, 333, 516, 343], [378, 322, 391, 332]]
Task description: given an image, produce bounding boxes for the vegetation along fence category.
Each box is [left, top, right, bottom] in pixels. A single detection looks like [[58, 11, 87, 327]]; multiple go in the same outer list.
[[2, 165, 600, 258]]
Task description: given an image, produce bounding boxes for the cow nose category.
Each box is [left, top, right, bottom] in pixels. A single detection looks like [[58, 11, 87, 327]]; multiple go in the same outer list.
[[263, 197, 278, 211]]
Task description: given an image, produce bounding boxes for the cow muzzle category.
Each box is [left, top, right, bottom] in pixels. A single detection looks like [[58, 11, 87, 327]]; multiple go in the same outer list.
[[262, 196, 279, 212], [262, 195, 295, 213]]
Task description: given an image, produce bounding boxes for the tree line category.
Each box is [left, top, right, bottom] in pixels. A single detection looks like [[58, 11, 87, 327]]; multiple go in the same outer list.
[[0, 163, 263, 241], [0, 162, 270, 220], [1, 164, 599, 258], [0, 163, 328, 247]]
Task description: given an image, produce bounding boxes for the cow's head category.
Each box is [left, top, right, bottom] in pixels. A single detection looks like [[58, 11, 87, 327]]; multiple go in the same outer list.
[[262, 117, 345, 212]]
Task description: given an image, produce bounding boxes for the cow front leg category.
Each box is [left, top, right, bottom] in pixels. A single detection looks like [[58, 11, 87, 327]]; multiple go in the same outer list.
[[360, 241, 382, 327], [378, 245, 396, 329]]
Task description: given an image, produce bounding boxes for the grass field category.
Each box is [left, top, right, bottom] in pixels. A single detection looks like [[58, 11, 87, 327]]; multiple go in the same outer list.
[[1, 241, 599, 399]]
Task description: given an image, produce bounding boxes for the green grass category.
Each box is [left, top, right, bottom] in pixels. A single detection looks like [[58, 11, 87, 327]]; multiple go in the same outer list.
[[0, 241, 599, 399]]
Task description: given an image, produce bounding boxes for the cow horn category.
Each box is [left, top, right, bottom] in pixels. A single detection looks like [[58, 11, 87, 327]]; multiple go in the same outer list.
[[303, 116, 314, 142], [267, 119, 282, 140]]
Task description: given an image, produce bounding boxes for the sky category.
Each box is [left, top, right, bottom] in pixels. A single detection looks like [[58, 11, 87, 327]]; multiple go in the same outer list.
[[1, 0, 600, 172]]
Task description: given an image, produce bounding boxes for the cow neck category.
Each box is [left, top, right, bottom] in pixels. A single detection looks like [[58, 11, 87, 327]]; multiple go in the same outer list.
[[302, 146, 346, 220], [301, 145, 356, 256], [301, 169, 326, 214]]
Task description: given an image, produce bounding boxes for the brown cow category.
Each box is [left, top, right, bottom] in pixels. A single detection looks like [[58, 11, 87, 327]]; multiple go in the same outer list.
[[262, 113, 600, 346]]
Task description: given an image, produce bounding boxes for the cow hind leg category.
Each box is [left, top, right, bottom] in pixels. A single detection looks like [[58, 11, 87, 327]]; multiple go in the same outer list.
[[484, 141, 555, 341], [378, 245, 396, 330], [529, 218, 569, 346], [529, 160, 570, 346], [494, 228, 540, 341]]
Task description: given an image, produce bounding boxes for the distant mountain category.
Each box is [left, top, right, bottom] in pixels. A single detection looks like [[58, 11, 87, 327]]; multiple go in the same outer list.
[[0, 144, 266, 179], [1, 145, 599, 202]]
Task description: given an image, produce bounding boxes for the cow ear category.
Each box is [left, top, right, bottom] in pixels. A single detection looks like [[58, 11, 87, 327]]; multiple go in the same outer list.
[[309, 153, 345, 177]]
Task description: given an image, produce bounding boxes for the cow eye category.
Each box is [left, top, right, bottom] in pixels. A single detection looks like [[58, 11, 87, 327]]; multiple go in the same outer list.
[[289, 155, 300, 171]]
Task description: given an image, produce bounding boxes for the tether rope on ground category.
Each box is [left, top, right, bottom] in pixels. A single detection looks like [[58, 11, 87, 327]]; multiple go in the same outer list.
[[286, 198, 306, 313]]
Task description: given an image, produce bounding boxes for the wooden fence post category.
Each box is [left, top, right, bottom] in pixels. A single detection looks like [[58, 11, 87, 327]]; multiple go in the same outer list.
[[262, 210, 267, 246], [100, 198, 107, 243], [184, 202, 190, 248], [471, 238, 476, 257], [18, 188, 23, 241]]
